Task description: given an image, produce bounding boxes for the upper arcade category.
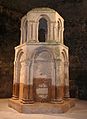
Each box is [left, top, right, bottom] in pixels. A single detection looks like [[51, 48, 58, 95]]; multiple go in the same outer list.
[[20, 8, 64, 44]]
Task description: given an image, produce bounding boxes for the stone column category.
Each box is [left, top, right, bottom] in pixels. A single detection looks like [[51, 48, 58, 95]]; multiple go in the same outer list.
[[53, 22, 57, 41], [32, 22, 36, 42], [21, 27, 25, 44], [58, 28, 61, 43], [55, 59, 64, 103], [47, 21, 49, 41], [57, 22, 59, 42], [20, 21, 24, 44], [12, 61, 19, 100], [28, 22, 32, 42], [27, 21, 30, 43], [51, 61, 56, 103], [64, 61, 70, 98], [50, 22, 54, 40], [22, 22, 27, 43], [60, 27, 64, 44], [29, 22, 37, 43], [29, 22, 31, 41], [28, 60, 34, 103], [19, 61, 32, 104], [20, 27, 22, 44], [36, 22, 39, 42]]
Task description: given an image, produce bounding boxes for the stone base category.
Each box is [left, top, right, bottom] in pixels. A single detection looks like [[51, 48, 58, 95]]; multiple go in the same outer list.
[[8, 98, 75, 113]]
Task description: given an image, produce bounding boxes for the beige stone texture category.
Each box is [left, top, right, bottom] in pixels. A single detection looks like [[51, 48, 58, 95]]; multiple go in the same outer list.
[[10, 7, 71, 112]]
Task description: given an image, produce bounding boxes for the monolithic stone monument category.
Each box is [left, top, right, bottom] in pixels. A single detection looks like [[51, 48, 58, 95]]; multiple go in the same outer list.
[[9, 7, 74, 113]]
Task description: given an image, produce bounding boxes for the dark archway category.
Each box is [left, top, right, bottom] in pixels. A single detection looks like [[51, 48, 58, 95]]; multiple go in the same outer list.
[[38, 18, 47, 42]]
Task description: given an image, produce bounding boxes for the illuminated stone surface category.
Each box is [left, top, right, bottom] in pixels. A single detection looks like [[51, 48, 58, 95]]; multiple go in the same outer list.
[[9, 7, 74, 113]]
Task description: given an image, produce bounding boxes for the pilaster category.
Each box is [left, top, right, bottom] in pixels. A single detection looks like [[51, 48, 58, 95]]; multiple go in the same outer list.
[[50, 22, 54, 40], [60, 27, 64, 44], [12, 61, 19, 99], [53, 22, 57, 41], [27, 21, 30, 42], [55, 59, 64, 103]]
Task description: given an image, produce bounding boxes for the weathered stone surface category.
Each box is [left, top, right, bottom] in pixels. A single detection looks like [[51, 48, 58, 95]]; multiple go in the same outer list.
[[8, 7, 73, 113], [8, 98, 75, 113]]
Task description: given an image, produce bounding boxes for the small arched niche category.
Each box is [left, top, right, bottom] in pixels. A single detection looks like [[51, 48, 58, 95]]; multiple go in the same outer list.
[[38, 18, 48, 42]]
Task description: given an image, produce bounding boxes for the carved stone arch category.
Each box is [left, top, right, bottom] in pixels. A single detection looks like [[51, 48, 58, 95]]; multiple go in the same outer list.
[[61, 51, 65, 76], [36, 15, 51, 42], [29, 46, 56, 102], [58, 18, 62, 28], [36, 14, 51, 23], [61, 52, 65, 62], [13, 49, 24, 99], [30, 47, 55, 78], [15, 49, 24, 84], [57, 18, 63, 43], [29, 47, 55, 101], [16, 49, 24, 62], [21, 17, 28, 44], [61, 49, 69, 98], [33, 46, 55, 60], [61, 49, 68, 74], [62, 49, 67, 62]]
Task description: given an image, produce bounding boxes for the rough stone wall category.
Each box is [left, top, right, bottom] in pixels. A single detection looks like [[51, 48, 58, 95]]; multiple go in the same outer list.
[[0, 0, 87, 98], [0, 10, 20, 97]]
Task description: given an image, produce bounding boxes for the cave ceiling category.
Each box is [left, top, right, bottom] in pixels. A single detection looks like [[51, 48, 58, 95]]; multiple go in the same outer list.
[[0, 0, 58, 14], [0, 0, 87, 19]]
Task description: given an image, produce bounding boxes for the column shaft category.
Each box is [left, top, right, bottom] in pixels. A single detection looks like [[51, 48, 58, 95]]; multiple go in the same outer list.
[[27, 21, 30, 42], [55, 59, 64, 102], [50, 23, 54, 40], [19, 62, 29, 103], [12, 62, 19, 99], [32, 22, 35, 41], [53, 23, 57, 41]]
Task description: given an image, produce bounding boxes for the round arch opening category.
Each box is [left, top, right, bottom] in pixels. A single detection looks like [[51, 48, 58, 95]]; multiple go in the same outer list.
[[38, 18, 48, 42]]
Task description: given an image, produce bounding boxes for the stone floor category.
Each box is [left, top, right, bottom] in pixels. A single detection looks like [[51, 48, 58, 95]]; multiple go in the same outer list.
[[0, 99, 87, 119]]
